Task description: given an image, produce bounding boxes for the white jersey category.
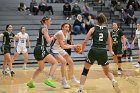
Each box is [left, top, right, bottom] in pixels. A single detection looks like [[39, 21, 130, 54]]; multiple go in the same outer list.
[[136, 30, 140, 49], [16, 32, 29, 53], [17, 32, 29, 47], [52, 30, 68, 50]]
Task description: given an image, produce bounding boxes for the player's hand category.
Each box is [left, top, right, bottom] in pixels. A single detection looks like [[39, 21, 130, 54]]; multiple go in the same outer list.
[[73, 44, 77, 48], [14, 44, 16, 48], [110, 51, 115, 56]]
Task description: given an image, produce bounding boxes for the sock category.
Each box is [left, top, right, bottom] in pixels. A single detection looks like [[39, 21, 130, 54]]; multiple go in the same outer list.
[[79, 85, 84, 90], [111, 79, 116, 82], [62, 77, 67, 82], [24, 64, 26, 67], [71, 75, 76, 80], [48, 75, 52, 80]]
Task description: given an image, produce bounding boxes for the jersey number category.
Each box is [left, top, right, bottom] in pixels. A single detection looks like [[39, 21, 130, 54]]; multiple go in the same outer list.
[[99, 33, 103, 41], [21, 39, 24, 43], [113, 37, 117, 42]]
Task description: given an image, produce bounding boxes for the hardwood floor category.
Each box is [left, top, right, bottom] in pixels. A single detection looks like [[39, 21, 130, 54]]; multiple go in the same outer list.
[[0, 62, 140, 93]]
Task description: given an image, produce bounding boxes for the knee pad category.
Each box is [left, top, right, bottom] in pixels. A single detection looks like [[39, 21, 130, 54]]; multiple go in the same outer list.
[[117, 56, 122, 63], [81, 67, 89, 76]]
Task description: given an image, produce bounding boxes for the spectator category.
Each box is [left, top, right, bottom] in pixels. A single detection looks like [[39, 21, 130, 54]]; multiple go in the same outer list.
[[126, 0, 139, 11], [46, 0, 54, 3], [30, 0, 39, 15], [73, 14, 86, 35], [39, 0, 54, 15], [85, 15, 95, 32], [63, 0, 72, 3], [114, 2, 123, 12], [72, 3, 81, 17], [114, 2, 127, 22], [82, 3, 92, 19], [18, 2, 27, 11], [63, 2, 71, 20], [111, 0, 117, 6], [126, 5, 137, 25]]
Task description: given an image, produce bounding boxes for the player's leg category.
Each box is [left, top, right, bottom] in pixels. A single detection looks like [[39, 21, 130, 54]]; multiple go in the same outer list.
[[23, 52, 28, 69], [63, 54, 80, 85], [42, 53, 58, 88], [77, 62, 92, 93]]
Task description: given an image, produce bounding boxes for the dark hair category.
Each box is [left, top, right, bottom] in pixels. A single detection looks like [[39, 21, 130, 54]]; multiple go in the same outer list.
[[20, 26, 25, 30], [6, 24, 12, 31], [61, 23, 72, 32], [113, 22, 120, 28], [20, 2, 24, 7], [96, 13, 107, 25], [40, 16, 50, 24]]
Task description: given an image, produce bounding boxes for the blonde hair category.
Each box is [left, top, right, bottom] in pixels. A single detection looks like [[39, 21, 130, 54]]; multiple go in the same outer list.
[[96, 13, 107, 25]]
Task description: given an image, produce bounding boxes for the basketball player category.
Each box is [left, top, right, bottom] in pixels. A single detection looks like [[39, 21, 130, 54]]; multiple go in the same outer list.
[[50, 23, 80, 89], [111, 22, 126, 75], [0, 24, 15, 76], [11, 26, 31, 70], [27, 16, 58, 88], [77, 13, 118, 92], [132, 23, 140, 68]]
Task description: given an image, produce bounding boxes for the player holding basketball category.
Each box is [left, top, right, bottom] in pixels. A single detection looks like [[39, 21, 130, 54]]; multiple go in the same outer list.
[[50, 23, 80, 89], [77, 13, 118, 92], [11, 26, 31, 70]]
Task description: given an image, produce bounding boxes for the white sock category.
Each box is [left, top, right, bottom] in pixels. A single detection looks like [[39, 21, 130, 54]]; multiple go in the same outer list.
[[111, 79, 116, 82], [24, 64, 26, 67], [48, 75, 52, 80], [79, 85, 84, 90], [62, 77, 67, 82], [71, 75, 76, 80]]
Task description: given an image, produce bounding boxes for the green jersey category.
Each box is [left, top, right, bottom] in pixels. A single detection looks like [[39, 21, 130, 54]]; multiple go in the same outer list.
[[111, 29, 123, 45], [2, 31, 15, 46], [36, 27, 47, 51], [91, 26, 108, 48]]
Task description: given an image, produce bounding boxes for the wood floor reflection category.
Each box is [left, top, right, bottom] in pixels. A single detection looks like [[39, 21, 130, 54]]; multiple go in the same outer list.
[[0, 62, 140, 93]]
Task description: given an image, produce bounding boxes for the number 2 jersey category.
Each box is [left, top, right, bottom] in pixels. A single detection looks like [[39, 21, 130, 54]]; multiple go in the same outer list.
[[91, 26, 108, 48]]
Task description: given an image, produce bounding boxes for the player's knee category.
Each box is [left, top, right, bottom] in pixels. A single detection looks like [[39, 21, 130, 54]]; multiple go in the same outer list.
[[117, 56, 122, 63], [82, 67, 89, 76]]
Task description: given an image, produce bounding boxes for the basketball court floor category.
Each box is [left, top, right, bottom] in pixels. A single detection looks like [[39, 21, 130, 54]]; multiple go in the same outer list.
[[0, 61, 140, 93]]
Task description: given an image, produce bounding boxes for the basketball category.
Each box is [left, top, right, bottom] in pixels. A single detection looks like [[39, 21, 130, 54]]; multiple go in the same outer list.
[[74, 44, 82, 54]]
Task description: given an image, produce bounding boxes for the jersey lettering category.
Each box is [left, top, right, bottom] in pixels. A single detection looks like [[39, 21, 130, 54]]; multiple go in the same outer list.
[[99, 33, 103, 41]]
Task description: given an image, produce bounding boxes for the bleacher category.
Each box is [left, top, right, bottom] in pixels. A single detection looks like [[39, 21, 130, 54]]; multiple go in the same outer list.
[[0, 0, 139, 65]]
